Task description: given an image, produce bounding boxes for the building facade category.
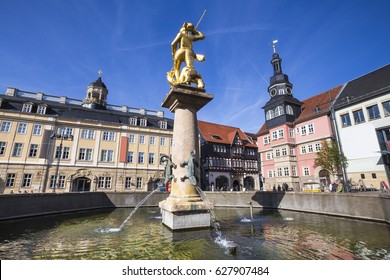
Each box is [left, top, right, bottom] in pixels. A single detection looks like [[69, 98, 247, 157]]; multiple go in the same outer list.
[[198, 120, 261, 191], [0, 75, 173, 194], [257, 49, 342, 191], [332, 64, 390, 188]]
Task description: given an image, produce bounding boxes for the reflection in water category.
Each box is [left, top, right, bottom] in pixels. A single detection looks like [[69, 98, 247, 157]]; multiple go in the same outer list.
[[0, 208, 388, 260]]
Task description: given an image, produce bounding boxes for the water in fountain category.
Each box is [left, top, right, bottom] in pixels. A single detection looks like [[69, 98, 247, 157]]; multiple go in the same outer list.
[[96, 188, 160, 233], [195, 186, 237, 253]]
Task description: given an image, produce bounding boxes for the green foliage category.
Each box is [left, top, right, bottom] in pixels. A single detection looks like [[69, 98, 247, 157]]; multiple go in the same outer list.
[[314, 140, 348, 176]]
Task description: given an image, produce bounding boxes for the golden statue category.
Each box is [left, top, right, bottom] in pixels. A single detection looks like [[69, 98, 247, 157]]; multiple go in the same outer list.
[[167, 22, 205, 88]]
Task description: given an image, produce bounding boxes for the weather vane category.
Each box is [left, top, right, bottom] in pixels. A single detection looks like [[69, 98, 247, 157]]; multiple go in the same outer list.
[[98, 70, 103, 77], [272, 39, 278, 53]]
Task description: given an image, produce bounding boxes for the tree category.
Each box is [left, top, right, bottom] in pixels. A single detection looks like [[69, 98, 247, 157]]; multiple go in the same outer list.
[[314, 140, 348, 177]]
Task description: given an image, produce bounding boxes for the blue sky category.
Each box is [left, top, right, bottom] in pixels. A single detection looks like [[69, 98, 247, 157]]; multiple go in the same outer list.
[[1, 0, 389, 133]]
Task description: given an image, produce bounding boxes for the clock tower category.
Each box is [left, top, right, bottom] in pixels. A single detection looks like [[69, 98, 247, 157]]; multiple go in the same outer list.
[[262, 42, 302, 129]]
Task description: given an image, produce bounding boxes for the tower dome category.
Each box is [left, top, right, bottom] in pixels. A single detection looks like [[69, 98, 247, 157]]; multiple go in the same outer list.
[[82, 70, 108, 109]]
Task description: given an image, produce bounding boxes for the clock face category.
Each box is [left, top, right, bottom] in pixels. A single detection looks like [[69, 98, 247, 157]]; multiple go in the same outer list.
[[270, 88, 277, 97], [286, 87, 292, 95]]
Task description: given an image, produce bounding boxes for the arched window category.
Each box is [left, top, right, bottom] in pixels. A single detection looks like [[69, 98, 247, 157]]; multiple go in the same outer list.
[[275, 106, 285, 117], [286, 105, 294, 115], [266, 110, 275, 120]]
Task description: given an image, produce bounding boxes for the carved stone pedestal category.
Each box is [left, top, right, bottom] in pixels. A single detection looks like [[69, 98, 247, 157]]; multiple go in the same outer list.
[[159, 84, 213, 230]]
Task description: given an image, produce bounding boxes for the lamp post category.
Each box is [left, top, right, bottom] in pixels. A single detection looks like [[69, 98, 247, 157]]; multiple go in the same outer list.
[[50, 132, 73, 192]]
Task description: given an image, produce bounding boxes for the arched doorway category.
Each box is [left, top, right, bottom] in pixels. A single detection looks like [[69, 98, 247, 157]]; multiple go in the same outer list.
[[318, 169, 330, 186], [244, 176, 255, 190], [233, 180, 240, 191], [215, 176, 228, 191], [72, 177, 91, 192]]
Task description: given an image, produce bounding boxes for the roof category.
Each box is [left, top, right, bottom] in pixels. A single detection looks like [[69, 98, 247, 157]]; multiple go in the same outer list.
[[256, 85, 342, 136], [333, 64, 390, 109], [198, 120, 257, 148]]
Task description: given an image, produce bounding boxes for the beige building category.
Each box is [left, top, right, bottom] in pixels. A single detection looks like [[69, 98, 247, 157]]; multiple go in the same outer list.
[[0, 75, 173, 194]]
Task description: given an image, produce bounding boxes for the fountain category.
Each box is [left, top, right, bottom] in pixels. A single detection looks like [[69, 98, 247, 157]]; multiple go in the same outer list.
[[159, 20, 214, 231]]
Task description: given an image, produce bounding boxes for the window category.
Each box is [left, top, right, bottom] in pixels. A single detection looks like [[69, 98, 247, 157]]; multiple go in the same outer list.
[[58, 127, 73, 137], [266, 110, 275, 120], [138, 152, 144, 164], [263, 136, 270, 145], [37, 105, 47, 115], [372, 173, 377, 179], [353, 109, 365, 124], [22, 174, 32, 187], [127, 151, 134, 163], [275, 106, 285, 117], [81, 129, 95, 139], [50, 175, 66, 188], [1, 121, 11, 133], [129, 117, 137, 126], [140, 119, 147, 127], [360, 174, 365, 179], [125, 177, 132, 188], [129, 134, 135, 143], [17, 123, 28, 134], [268, 170, 273, 178], [291, 166, 297, 176], [382, 101, 390, 117], [308, 145, 313, 153], [303, 167, 310, 176], [289, 147, 295, 155], [275, 149, 280, 157], [22, 103, 32, 113], [284, 167, 290, 176], [29, 144, 38, 157], [272, 131, 278, 140], [278, 129, 284, 139], [55, 146, 70, 159], [139, 135, 145, 144], [160, 121, 167, 129], [0, 141, 6, 156], [6, 173, 16, 187], [98, 176, 112, 189], [266, 152, 272, 160], [78, 148, 92, 160], [150, 136, 156, 145], [12, 143, 23, 157], [136, 177, 143, 188], [282, 148, 287, 156], [289, 128, 294, 138], [286, 105, 294, 115], [170, 138, 173, 147], [301, 146, 307, 154], [341, 113, 352, 127], [277, 167, 283, 177], [301, 126, 307, 135], [308, 124, 314, 134], [32, 124, 42, 136], [149, 153, 155, 164], [367, 105, 381, 120], [100, 150, 114, 162], [160, 137, 166, 146], [102, 131, 115, 141]]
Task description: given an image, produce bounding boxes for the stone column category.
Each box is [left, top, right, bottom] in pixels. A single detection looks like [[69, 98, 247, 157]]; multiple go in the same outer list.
[[159, 84, 213, 230]]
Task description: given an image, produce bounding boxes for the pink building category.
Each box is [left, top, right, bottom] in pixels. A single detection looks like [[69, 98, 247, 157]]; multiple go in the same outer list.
[[256, 49, 342, 191]]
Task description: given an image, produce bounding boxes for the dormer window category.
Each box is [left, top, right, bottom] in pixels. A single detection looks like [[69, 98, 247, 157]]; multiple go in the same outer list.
[[266, 110, 275, 120], [140, 119, 147, 127], [160, 121, 167, 129], [22, 103, 32, 113], [129, 117, 137, 126], [275, 106, 285, 117], [37, 105, 47, 115], [286, 105, 294, 115]]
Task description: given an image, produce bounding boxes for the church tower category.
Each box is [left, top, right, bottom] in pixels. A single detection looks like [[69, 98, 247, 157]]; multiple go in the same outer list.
[[82, 70, 108, 109], [262, 42, 302, 129]]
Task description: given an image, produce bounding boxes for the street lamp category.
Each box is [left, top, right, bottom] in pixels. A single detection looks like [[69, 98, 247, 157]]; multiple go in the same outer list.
[[50, 132, 73, 192]]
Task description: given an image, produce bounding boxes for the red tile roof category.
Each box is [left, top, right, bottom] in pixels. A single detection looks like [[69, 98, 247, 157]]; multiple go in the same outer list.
[[256, 85, 343, 136], [198, 120, 257, 148]]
